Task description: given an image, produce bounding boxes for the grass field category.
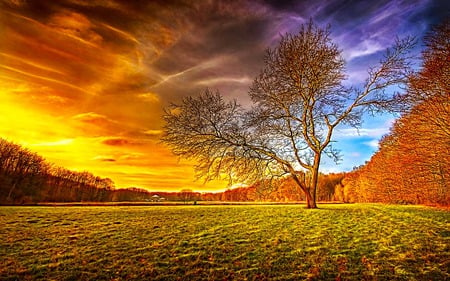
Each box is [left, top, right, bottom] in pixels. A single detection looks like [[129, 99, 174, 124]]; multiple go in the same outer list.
[[0, 204, 449, 280]]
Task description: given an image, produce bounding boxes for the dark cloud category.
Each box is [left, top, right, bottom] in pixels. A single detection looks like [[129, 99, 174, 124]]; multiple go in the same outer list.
[[101, 137, 148, 146], [101, 137, 130, 146], [95, 156, 117, 162], [262, 0, 300, 10]]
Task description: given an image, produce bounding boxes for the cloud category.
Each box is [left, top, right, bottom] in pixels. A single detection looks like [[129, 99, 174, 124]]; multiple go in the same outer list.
[[70, 112, 132, 138], [48, 10, 102, 46], [31, 139, 74, 147], [344, 39, 385, 60], [101, 138, 131, 146], [137, 92, 160, 103], [119, 153, 145, 161], [364, 139, 380, 149], [2, 0, 27, 7], [92, 155, 116, 162], [350, 152, 361, 158], [100, 137, 147, 146], [72, 112, 117, 126], [143, 130, 163, 137], [335, 127, 390, 138], [196, 76, 253, 87]]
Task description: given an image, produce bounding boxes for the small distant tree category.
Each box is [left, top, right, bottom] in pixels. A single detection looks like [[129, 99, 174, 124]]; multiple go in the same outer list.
[[180, 188, 194, 204], [163, 21, 414, 208]]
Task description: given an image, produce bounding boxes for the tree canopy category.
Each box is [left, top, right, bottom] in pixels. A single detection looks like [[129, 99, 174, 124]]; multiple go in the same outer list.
[[163, 21, 415, 208]]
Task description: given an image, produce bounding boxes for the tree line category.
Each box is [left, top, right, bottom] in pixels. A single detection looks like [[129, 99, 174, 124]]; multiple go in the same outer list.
[[336, 98, 449, 205], [0, 137, 111, 203], [1, 133, 447, 205], [0, 138, 162, 204], [334, 21, 449, 206], [201, 173, 345, 202]]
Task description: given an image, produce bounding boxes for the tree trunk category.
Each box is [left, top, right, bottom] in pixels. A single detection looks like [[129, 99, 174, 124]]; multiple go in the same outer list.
[[7, 182, 16, 202], [305, 190, 317, 208], [308, 153, 321, 209], [290, 170, 318, 208]]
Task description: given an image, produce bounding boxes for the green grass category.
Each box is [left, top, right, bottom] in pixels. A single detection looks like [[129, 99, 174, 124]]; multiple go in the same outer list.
[[0, 204, 448, 280]]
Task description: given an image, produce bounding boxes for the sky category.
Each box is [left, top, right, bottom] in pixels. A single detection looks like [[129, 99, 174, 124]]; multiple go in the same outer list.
[[0, 0, 448, 192]]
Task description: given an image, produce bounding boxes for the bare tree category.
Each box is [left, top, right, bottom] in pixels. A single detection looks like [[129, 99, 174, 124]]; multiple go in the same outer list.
[[162, 21, 414, 208]]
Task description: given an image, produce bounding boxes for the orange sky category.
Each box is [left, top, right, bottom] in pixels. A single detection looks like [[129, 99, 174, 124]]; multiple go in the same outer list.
[[1, 0, 447, 192], [0, 2, 234, 192]]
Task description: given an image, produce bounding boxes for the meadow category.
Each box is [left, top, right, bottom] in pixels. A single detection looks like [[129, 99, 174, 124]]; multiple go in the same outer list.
[[0, 204, 448, 280]]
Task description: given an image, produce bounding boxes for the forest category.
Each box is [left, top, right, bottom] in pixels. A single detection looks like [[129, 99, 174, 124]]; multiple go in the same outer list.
[[0, 22, 448, 206]]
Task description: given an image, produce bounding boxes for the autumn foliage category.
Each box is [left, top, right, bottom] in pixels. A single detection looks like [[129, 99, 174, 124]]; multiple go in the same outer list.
[[337, 21, 449, 206], [338, 100, 449, 206]]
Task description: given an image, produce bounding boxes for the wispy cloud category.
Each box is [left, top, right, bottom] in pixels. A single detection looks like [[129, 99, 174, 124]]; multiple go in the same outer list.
[[364, 139, 380, 149], [31, 139, 74, 147], [93, 155, 117, 162], [343, 39, 385, 60], [335, 127, 391, 138]]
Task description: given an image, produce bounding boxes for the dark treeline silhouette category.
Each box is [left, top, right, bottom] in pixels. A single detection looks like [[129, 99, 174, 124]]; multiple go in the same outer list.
[[0, 138, 176, 204], [0, 138, 112, 204]]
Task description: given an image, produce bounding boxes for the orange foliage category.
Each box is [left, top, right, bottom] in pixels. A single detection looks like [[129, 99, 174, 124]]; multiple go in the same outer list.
[[338, 21, 449, 205]]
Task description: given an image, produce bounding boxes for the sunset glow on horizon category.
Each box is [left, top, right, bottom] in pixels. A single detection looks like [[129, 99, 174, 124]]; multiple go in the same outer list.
[[0, 0, 448, 191]]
